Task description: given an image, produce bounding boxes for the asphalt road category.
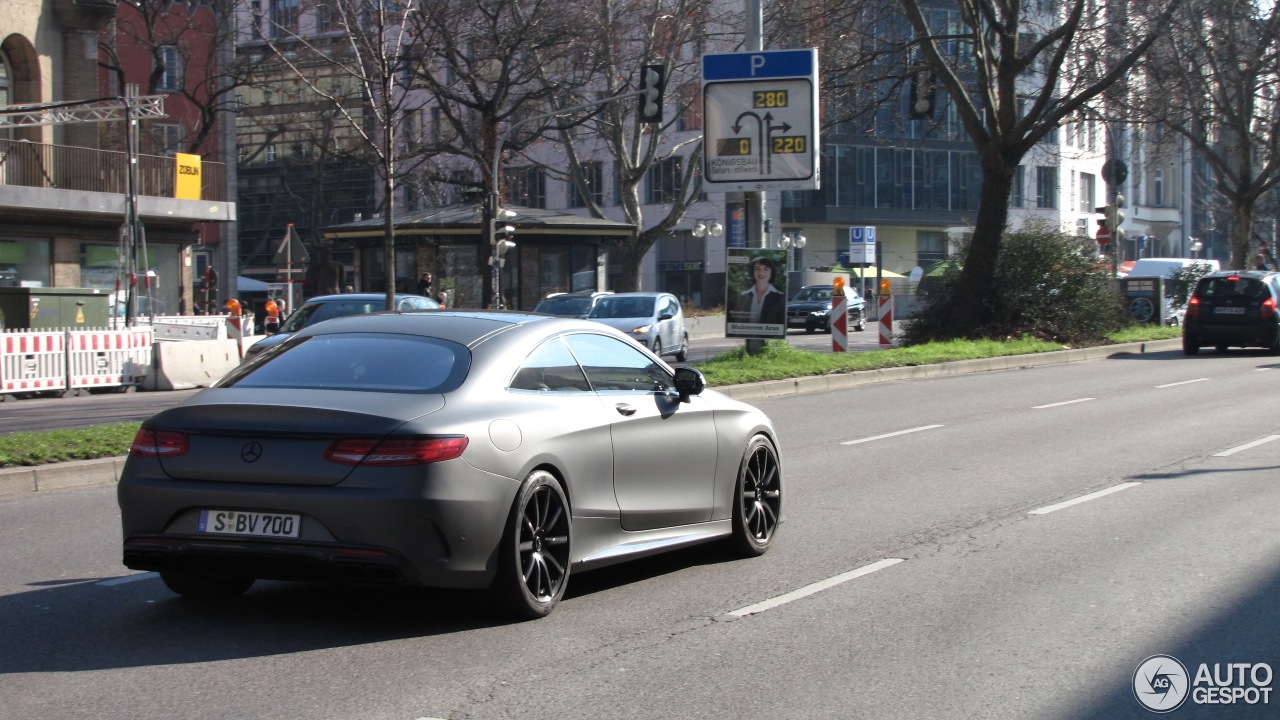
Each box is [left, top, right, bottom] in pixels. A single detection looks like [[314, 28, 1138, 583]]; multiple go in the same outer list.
[[2, 347, 1277, 719]]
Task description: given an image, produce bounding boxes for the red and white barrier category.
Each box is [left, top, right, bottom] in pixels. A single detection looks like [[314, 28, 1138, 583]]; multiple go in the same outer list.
[[831, 294, 848, 352], [878, 296, 894, 348], [67, 328, 154, 391], [1, 330, 67, 393]]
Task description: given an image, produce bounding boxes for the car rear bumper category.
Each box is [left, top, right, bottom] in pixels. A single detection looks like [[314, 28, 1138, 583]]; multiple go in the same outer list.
[[118, 459, 519, 590], [1184, 322, 1280, 348]]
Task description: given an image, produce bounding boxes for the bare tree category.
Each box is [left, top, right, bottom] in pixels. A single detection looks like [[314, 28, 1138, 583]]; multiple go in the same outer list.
[[899, 0, 1177, 338], [1137, 0, 1280, 267], [543, 0, 730, 293], [254, 0, 424, 309]]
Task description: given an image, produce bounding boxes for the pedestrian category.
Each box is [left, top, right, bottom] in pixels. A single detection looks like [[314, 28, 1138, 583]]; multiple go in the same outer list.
[[436, 290, 448, 308], [417, 271, 433, 297]]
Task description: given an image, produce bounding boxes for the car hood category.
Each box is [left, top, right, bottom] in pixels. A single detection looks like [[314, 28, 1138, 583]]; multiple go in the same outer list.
[[588, 317, 653, 333], [789, 300, 831, 312]]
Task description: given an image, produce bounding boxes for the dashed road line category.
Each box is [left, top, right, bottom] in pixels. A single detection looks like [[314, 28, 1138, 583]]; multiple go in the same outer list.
[[1214, 435, 1280, 457], [840, 425, 943, 446], [726, 559, 904, 618], [1032, 398, 1094, 409], [1155, 378, 1209, 388], [1028, 483, 1141, 515]]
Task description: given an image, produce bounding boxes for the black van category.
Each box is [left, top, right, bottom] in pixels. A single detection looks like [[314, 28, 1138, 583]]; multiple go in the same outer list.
[[1182, 270, 1280, 354]]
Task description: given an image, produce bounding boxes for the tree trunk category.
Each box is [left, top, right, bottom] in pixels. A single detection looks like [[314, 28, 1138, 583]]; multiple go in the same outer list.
[[945, 154, 1016, 338], [1232, 196, 1256, 269], [614, 234, 648, 292]]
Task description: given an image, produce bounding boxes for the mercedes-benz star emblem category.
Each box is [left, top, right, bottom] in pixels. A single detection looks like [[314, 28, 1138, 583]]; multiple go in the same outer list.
[[241, 441, 263, 463]]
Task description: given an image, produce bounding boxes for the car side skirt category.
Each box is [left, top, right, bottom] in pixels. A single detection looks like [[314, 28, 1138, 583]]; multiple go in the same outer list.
[[571, 517, 733, 572]]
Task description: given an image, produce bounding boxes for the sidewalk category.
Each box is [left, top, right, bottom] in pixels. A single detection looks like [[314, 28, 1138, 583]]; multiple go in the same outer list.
[[0, 338, 1183, 500]]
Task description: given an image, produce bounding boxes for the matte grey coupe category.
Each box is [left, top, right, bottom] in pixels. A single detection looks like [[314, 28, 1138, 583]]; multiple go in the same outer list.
[[118, 311, 783, 618]]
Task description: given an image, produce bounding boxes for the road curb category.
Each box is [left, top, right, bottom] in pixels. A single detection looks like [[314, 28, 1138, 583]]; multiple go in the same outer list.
[[0, 338, 1183, 500]]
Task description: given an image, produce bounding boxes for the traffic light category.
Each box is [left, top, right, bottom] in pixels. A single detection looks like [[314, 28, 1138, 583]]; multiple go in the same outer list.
[[1108, 193, 1126, 247], [494, 223, 516, 256], [638, 64, 665, 124]]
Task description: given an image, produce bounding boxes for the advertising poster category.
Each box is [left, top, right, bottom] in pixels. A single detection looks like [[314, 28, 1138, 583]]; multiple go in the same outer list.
[[726, 248, 788, 339]]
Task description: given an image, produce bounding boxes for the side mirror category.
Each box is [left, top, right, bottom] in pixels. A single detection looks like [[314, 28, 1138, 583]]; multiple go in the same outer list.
[[658, 311, 675, 321], [673, 366, 706, 402]]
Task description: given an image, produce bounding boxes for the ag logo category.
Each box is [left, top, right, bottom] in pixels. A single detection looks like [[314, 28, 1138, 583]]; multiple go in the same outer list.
[[1134, 655, 1190, 712]]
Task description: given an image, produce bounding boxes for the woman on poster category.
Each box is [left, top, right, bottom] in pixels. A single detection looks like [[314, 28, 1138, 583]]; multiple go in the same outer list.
[[737, 255, 786, 325]]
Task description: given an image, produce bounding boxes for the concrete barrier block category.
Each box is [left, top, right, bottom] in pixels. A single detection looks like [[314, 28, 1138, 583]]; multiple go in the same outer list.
[[153, 339, 242, 390]]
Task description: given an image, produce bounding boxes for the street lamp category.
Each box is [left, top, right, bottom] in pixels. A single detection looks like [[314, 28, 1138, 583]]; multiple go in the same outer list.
[[691, 219, 724, 238], [780, 232, 806, 271]]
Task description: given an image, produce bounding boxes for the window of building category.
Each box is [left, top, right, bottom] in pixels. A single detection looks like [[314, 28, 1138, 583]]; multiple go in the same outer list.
[[155, 46, 183, 92], [676, 83, 702, 132], [917, 232, 947, 266], [567, 161, 603, 208], [504, 166, 546, 208], [270, 0, 300, 37], [1036, 166, 1058, 208], [265, 143, 278, 164], [151, 123, 184, 156], [315, 1, 338, 33], [1154, 169, 1164, 206], [1011, 165, 1026, 207], [0, 237, 50, 289], [1080, 172, 1096, 213], [646, 157, 683, 204]]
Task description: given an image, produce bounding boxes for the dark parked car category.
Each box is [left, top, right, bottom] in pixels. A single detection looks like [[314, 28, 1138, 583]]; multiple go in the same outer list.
[[786, 284, 866, 333], [1182, 270, 1280, 354], [242, 293, 438, 361], [117, 311, 783, 618], [532, 290, 613, 318]]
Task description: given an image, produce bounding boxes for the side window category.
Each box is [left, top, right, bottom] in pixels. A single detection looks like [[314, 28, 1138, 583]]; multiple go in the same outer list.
[[510, 338, 591, 392], [564, 333, 674, 393]]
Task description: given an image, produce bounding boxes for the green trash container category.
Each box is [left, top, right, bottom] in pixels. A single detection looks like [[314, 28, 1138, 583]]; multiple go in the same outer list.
[[0, 287, 112, 330]]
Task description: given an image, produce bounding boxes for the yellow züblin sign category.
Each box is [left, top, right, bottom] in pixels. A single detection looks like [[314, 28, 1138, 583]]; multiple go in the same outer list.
[[175, 153, 202, 200]]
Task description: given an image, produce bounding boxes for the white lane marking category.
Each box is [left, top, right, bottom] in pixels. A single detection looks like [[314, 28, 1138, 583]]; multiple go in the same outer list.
[[1214, 435, 1280, 457], [1155, 378, 1209, 388], [727, 559, 904, 618], [1032, 397, 1094, 409], [840, 425, 943, 446], [1255, 368, 1273, 372], [97, 572, 158, 586], [1028, 483, 1141, 515]]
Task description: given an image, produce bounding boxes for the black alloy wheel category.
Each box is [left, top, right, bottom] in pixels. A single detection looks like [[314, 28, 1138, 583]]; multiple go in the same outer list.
[[729, 435, 782, 557], [496, 471, 572, 619]]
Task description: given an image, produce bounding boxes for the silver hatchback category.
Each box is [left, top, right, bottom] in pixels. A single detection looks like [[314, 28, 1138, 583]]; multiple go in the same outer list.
[[585, 292, 689, 361]]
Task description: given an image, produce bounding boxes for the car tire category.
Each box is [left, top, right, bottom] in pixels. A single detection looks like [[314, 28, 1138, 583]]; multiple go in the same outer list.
[[652, 337, 663, 356], [821, 317, 831, 334], [728, 435, 782, 558], [675, 334, 689, 363], [494, 470, 571, 619], [804, 319, 816, 334], [1182, 336, 1200, 356], [853, 311, 867, 332], [159, 568, 254, 599]]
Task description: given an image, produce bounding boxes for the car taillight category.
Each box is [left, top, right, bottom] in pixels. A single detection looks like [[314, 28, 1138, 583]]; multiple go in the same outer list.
[[324, 436, 469, 466], [1185, 295, 1200, 319], [1263, 298, 1277, 319], [130, 428, 188, 458]]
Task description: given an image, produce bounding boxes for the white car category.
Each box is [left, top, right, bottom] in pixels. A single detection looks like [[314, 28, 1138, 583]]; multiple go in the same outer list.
[[585, 292, 689, 361]]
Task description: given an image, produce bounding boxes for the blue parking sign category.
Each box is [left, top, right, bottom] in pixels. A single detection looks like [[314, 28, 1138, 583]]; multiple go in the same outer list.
[[849, 226, 875, 264]]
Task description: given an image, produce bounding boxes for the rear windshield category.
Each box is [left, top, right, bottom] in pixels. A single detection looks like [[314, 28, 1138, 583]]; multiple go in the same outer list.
[[217, 333, 469, 393], [589, 296, 655, 319], [535, 296, 592, 316], [280, 300, 385, 332], [1194, 277, 1274, 302]]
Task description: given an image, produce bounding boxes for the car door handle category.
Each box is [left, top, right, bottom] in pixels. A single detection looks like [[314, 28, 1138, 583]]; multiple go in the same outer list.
[[615, 403, 637, 416]]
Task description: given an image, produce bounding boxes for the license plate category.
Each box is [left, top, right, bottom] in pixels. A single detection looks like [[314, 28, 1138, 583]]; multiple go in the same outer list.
[[198, 510, 301, 538], [1213, 307, 1246, 315]]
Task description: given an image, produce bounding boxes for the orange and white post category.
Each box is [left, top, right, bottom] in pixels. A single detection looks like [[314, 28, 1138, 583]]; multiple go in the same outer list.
[[878, 278, 894, 348], [830, 276, 848, 352]]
